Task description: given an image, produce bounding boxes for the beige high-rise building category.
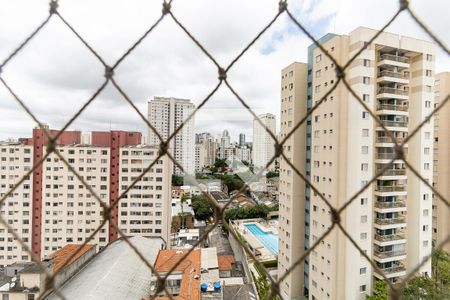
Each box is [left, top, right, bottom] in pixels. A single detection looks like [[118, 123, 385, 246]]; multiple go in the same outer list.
[[433, 72, 450, 253], [278, 62, 308, 299], [278, 27, 435, 300]]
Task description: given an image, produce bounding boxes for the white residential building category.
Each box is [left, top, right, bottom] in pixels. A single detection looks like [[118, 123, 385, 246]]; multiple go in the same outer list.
[[252, 113, 276, 171], [147, 97, 196, 175]]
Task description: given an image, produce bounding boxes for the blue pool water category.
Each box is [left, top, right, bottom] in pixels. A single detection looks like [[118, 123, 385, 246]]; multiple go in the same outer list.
[[244, 223, 279, 255]]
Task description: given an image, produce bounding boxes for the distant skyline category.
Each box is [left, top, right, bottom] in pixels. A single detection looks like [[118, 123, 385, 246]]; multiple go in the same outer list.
[[1, 0, 449, 140]]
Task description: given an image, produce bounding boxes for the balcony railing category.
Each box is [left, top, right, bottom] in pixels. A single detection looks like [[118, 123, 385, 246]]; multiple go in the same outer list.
[[374, 250, 406, 258], [375, 232, 406, 242], [376, 104, 408, 111], [375, 186, 406, 192], [380, 265, 406, 275], [374, 199, 406, 208], [379, 120, 408, 128], [379, 54, 410, 64], [376, 137, 406, 144], [376, 169, 407, 176], [377, 87, 409, 96], [375, 217, 406, 225], [378, 70, 408, 79]]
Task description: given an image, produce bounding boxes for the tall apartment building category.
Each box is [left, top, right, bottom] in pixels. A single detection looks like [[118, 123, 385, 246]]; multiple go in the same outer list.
[[239, 133, 246, 146], [0, 127, 172, 267], [220, 130, 231, 159], [432, 72, 450, 253], [278, 27, 435, 300], [194, 133, 216, 173], [278, 62, 309, 299], [147, 97, 195, 175], [252, 113, 276, 171]]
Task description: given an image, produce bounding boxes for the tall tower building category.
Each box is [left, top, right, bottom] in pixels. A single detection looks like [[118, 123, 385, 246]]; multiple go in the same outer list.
[[239, 133, 246, 146], [147, 97, 195, 175], [278, 62, 309, 299], [432, 72, 450, 253], [220, 130, 230, 159], [252, 113, 276, 170], [278, 27, 435, 300]]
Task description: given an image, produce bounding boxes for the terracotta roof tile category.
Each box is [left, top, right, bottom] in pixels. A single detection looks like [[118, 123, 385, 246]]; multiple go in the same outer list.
[[218, 255, 234, 271], [52, 244, 95, 273]]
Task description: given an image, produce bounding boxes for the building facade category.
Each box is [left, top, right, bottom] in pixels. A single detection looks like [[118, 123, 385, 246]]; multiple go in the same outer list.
[[278, 62, 308, 299], [147, 97, 195, 175], [252, 113, 276, 171], [278, 27, 435, 300], [432, 72, 450, 253], [0, 127, 172, 267]]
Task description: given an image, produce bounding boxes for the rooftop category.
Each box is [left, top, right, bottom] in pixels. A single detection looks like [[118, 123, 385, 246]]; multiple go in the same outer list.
[[46, 236, 163, 300], [51, 244, 96, 273], [217, 256, 234, 272]]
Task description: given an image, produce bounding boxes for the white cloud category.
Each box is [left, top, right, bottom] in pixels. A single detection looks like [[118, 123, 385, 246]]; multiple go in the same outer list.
[[0, 0, 448, 141]]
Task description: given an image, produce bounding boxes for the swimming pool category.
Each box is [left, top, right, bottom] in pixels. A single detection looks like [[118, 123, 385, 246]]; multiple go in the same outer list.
[[244, 223, 279, 255]]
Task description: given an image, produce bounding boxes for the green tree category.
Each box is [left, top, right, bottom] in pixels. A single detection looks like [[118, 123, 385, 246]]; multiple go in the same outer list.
[[224, 204, 272, 222], [366, 280, 388, 300], [191, 195, 213, 221], [172, 174, 184, 186], [265, 170, 279, 178]]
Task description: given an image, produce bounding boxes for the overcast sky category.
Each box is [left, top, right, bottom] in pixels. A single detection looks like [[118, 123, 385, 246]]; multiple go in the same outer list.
[[0, 0, 448, 143]]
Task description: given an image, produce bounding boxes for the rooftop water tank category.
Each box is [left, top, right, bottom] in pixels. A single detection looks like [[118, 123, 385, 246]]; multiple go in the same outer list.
[[200, 283, 208, 292], [213, 282, 221, 291]]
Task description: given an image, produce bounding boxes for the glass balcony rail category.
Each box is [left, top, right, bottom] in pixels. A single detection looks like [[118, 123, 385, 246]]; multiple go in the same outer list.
[[379, 120, 408, 127], [375, 169, 407, 176], [374, 250, 406, 258], [374, 199, 406, 208], [379, 54, 410, 64], [375, 186, 406, 192], [375, 217, 406, 225], [378, 70, 408, 79], [375, 137, 406, 144], [374, 232, 406, 242], [377, 87, 409, 96], [376, 104, 408, 111]]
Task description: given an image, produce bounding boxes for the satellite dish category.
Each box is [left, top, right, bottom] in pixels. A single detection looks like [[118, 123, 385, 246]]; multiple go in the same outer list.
[[11, 277, 16, 282]]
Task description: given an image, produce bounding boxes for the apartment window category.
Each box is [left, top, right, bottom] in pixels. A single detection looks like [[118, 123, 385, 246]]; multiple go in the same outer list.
[[361, 163, 368, 171], [363, 94, 370, 102], [424, 163, 430, 170], [426, 54, 433, 61], [316, 70, 321, 78], [361, 198, 368, 206], [315, 115, 320, 122], [361, 215, 368, 223], [316, 54, 322, 63], [425, 100, 431, 108], [425, 132, 430, 139], [3, 294, 10, 300], [426, 70, 432, 77], [360, 233, 367, 240], [362, 111, 369, 119], [423, 194, 430, 201], [363, 59, 370, 67], [426, 85, 432, 92], [423, 225, 429, 231], [362, 129, 369, 137], [360, 267, 367, 275], [423, 240, 429, 247], [424, 147, 430, 155], [423, 209, 429, 216], [360, 285, 367, 293], [315, 85, 321, 93], [361, 146, 369, 154], [363, 76, 370, 84]]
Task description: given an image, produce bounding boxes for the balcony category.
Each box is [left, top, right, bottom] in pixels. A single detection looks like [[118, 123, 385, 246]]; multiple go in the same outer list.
[[374, 199, 406, 209], [375, 186, 406, 192], [376, 169, 407, 176], [377, 87, 408, 96], [379, 120, 408, 128], [379, 54, 410, 64], [378, 70, 408, 79], [376, 153, 400, 160], [381, 265, 406, 275], [375, 217, 406, 225], [374, 250, 406, 259], [376, 104, 408, 112], [375, 137, 407, 144], [374, 232, 406, 242]]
